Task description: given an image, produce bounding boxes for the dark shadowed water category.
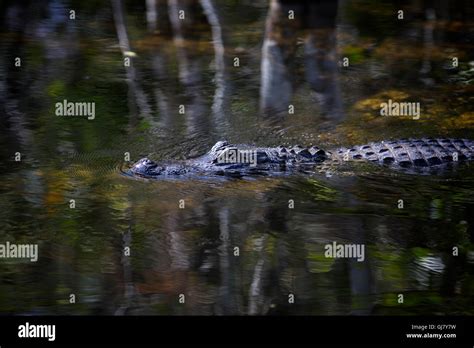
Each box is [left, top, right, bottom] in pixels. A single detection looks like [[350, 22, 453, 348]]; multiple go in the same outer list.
[[0, 0, 474, 315]]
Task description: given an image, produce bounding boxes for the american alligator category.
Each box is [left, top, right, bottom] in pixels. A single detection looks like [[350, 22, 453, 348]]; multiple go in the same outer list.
[[129, 138, 474, 179]]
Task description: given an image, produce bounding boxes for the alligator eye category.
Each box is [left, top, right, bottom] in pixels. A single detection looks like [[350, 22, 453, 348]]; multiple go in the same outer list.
[[145, 159, 158, 167]]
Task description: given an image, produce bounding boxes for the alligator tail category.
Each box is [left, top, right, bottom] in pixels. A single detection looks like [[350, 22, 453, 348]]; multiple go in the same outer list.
[[333, 138, 474, 168]]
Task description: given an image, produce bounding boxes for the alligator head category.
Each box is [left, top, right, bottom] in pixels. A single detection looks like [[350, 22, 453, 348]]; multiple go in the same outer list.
[[130, 158, 165, 177]]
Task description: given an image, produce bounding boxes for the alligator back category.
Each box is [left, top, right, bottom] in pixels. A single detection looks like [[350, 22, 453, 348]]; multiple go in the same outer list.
[[332, 138, 474, 169]]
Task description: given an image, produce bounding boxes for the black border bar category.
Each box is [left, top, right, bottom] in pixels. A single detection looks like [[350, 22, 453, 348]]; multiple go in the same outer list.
[[0, 315, 473, 345]]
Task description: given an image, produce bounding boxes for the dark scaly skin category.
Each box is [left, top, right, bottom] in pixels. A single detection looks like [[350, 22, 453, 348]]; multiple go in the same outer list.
[[130, 139, 474, 178], [332, 138, 474, 168]]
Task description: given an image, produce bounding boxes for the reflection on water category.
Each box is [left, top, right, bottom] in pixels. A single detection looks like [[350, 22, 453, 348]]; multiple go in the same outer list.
[[0, 0, 474, 315], [261, 0, 342, 120]]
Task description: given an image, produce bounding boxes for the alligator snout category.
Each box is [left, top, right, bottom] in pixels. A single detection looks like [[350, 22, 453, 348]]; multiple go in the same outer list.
[[131, 158, 163, 176]]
